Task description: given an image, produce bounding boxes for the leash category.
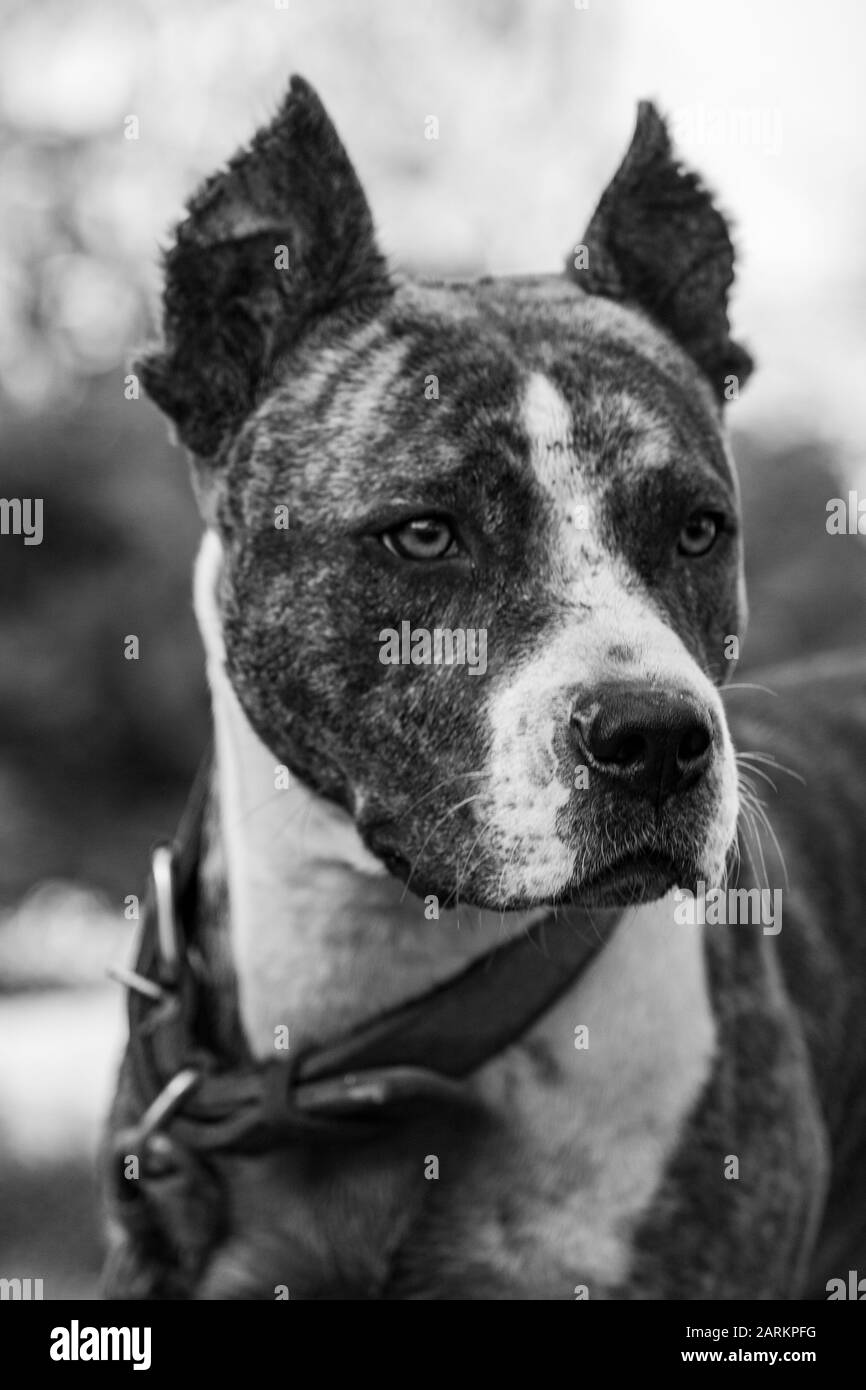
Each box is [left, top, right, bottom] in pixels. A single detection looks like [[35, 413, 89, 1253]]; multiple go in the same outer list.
[[105, 753, 621, 1296]]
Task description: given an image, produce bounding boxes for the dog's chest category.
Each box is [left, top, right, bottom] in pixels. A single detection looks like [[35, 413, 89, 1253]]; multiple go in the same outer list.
[[388, 896, 717, 1298], [197, 877, 717, 1299]]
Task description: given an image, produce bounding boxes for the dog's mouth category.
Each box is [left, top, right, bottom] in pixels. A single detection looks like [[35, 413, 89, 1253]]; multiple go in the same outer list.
[[569, 849, 681, 908], [375, 835, 686, 912]]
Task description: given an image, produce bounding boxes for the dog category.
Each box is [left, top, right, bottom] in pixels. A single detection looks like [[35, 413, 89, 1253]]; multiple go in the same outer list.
[[103, 76, 866, 1300]]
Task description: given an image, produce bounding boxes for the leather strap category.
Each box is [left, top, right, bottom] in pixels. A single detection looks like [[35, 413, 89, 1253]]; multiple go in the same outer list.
[[117, 753, 621, 1152]]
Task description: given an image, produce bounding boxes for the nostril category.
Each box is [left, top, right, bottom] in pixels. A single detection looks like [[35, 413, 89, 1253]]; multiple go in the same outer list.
[[613, 732, 646, 767], [678, 723, 712, 765]]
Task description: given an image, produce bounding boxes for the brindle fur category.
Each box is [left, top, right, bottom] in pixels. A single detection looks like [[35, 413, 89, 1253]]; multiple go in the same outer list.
[[105, 77, 866, 1299]]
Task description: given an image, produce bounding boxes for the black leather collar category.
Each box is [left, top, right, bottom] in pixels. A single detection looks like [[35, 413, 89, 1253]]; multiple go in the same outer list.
[[112, 753, 621, 1156]]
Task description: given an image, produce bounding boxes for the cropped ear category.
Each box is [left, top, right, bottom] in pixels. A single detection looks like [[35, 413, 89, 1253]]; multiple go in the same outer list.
[[140, 76, 391, 458], [570, 102, 753, 401]]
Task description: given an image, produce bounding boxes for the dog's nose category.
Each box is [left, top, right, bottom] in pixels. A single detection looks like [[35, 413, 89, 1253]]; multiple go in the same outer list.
[[572, 683, 714, 802]]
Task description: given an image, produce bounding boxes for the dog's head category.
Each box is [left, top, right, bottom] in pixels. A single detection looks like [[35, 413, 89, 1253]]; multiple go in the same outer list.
[[142, 76, 752, 910]]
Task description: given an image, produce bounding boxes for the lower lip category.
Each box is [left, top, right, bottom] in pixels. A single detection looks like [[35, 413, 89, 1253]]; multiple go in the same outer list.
[[577, 852, 680, 902]]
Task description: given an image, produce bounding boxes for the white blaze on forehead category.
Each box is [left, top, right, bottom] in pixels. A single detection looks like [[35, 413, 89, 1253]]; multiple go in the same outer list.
[[523, 371, 574, 464], [476, 379, 739, 907], [522, 370, 596, 536]]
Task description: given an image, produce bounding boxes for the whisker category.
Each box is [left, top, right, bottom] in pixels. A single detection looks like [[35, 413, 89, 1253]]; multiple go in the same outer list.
[[402, 769, 490, 819], [724, 682, 778, 697], [497, 840, 522, 930], [398, 792, 484, 904], [739, 767, 789, 889], [453, 824, 490, 910], [737, 750, 806, 785], [748, 797, 790, 888], [738, 778, 770, 891], [736, 758, 778, 793]]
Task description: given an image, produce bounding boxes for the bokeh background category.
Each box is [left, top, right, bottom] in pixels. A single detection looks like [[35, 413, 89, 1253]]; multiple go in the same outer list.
[[1, 0, 864, 1298]]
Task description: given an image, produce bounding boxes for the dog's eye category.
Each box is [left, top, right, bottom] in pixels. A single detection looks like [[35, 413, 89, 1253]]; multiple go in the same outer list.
[[678, 511, 722, 557], [380, 517, 458, 561]]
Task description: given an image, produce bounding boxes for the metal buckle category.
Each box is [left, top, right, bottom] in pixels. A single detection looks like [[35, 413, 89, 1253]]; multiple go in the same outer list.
[[135, 1067, 201, 1142], [112, 1068, 202, 1194], [106, 964, 166, 1001], [108, 841, 182, 1001], [151, 842, 180, 983]]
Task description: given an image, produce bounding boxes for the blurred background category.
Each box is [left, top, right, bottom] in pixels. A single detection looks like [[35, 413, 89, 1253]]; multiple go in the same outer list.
[[1, 0, 864, 1298]]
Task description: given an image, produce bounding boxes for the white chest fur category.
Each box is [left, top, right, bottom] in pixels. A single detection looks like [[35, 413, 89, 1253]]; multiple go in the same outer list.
[[469, 893, 717, 1292]]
